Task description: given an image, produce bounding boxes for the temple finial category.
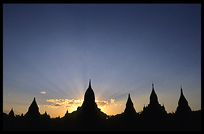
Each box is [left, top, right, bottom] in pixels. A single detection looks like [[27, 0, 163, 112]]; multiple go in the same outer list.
[[152, 82, 154, 90], [181, 86, 183, 95], [88, 79, 91, 88], [150, 83, 159, 105]]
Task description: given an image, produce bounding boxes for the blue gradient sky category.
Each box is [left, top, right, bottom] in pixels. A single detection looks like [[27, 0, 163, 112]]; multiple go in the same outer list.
[[3, 4, 201, 117]]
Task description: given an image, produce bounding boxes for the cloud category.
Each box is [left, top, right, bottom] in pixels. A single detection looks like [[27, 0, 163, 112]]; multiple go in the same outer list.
[[54, 104, 61, 106], [96, 100, 108, 107], [40, 91, 46, 94], [110, 99, 120, 106], [110, 99, 115, 104], [45, 99, 110, 109], [40, 105, 57, 109], [46, 99, 83, 108]]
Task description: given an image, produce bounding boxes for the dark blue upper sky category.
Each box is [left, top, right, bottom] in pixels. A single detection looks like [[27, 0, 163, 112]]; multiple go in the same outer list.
[[3, 4, 201, 116]]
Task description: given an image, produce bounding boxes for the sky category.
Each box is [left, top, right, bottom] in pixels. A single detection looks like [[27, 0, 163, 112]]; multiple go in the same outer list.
[[3, 4, 201, 117]]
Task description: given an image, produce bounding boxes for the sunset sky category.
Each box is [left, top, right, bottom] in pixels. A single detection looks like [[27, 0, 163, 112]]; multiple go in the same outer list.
[[3, 4, 201, 117]]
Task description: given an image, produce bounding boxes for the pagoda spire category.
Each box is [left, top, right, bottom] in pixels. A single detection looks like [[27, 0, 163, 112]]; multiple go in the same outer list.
[[9, 108, 14, 117], [150, 83, 159, 105], [82, 79, 96, 106], [78, 80, 108, 121], [25, 97, 40, 118], [142, 83, 167, 116], [89, 79, 91, 88], [64, 110, 69, 117], [124, 94, 136, 115], [126, 94, 133, 108], [176, 87, 191, 115], [178, 87, 189, 107]]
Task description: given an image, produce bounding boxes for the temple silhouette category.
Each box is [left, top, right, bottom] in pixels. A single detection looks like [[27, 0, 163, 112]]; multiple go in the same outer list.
[[142, 84, 167, 116], [25, 97, 41, 119], [175, 87, 192, 115], [3, 80, 201, 131], [73, 79, 107, 130]]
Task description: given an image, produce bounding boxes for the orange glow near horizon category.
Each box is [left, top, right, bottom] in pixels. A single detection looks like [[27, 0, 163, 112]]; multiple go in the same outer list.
[[37, 98, 124, 117]]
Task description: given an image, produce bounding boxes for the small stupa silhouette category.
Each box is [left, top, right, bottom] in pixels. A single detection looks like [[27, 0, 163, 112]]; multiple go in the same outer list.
[[8, 108, 15, 118], [175, 87, 191, 115], [124, 94, 137, 116], [142, 84, 167, 116], [150, 84, 159, 105], [25, 97, 40, 119], [62, 110, 69, 119], [42, 111, 50, 119]]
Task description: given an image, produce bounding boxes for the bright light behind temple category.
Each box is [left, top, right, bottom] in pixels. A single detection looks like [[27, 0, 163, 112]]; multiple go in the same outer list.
[[44, 98, 111, 113]]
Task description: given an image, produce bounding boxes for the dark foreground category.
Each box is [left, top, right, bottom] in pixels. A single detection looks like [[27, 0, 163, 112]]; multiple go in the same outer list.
[[3, 110, 201, 131]]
